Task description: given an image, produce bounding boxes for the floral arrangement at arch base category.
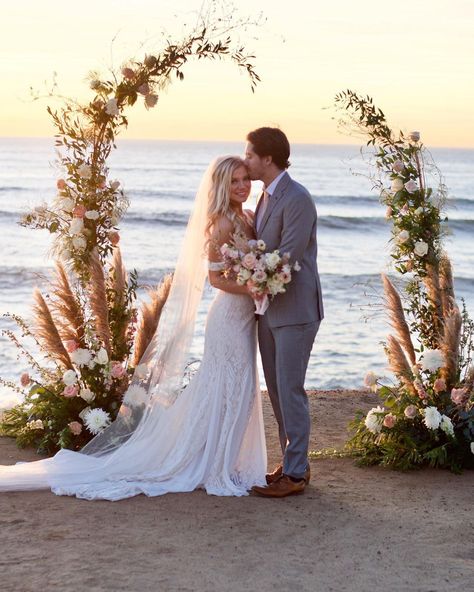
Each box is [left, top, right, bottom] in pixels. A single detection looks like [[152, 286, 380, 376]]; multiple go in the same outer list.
[[0, 8, 260, 454], [334, 90, 474, 472]]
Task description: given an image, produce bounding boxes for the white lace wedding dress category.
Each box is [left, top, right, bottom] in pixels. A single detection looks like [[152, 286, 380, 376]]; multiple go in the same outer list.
[[0, 290, 267, 500]]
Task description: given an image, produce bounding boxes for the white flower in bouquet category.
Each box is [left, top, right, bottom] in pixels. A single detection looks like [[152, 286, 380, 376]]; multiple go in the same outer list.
[[83, 408, 111, 435], [80, 388, 95, 403], [429, 191, 442, 208], [414, 241, 428, 257], [79, 406, 91, 420], [135, 363, 149, 380], [70, 348, 93, 367], [414, 207, 424, 216], [404, 179, 418, 194], [423, 406, 442, 430], [27, 419, 44, 430], [85, 210, 100, 220], [252, 269, 268, 283], [267, 277, 286, 297], [364, 371, 378, 392], [294, 261, 301, 272], [364, 406, 385, 434], [63, 369, 78, 386], [420, 349, 444, 372], [256, 240, 266, 251], [440, 415, 454, 437], [265, 251, 281, 270], [237, 268, 252, 284], [96, 347, 109, 365], [59, 197, 75, 213], [77, 164, 92, 179], [70, 218, 84, 235], [105, 98, 119, 116], [397, 230, 410, 244], [72, 235, 87, 251], [276, 270, 291, 285], [391, 178, 404, 192]]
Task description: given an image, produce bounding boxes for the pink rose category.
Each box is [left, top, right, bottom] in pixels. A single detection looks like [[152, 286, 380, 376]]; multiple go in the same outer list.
[[73, 204, 87, 218], [385, 206, 393, 219], [111, 362, 126, 379], [138, 83, 150, 95], [404, 405, 418, 419], [414, 379, 428, 400], [20, 372, 31, 387], [68, 421, 82, 435], [433, 377, 446, 393], [451, 387, 468, 406], [62, 384, 79, 398], [57, 179, 66, 190], [65, 340, 79, 353], [109, 231, 120, 245], [121, 67, 135, 79], [242, 252, 257, 270], [383, 414, 396, 428]]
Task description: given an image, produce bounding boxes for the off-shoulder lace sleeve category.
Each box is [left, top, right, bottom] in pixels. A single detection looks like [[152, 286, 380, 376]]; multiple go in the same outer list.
[[208, 261, 226, 271]]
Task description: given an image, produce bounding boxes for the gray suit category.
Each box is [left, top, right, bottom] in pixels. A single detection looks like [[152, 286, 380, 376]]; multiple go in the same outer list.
[[256, 171, 323, 479]]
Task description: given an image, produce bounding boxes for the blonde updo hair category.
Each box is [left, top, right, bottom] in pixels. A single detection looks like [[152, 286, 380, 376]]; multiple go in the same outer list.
[[205, 156, 249, 249]]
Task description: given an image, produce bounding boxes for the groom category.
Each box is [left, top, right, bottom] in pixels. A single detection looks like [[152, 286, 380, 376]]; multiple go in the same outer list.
[[244, 127, 324, 498]]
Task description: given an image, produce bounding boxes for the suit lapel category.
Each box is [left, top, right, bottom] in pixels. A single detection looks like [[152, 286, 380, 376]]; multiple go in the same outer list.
[[258, 172, 291, 235]]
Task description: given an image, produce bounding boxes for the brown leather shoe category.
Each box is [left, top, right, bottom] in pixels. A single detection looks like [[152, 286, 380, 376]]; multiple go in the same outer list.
[[266, 464, 311, 485], [252, 475, 306, 498]]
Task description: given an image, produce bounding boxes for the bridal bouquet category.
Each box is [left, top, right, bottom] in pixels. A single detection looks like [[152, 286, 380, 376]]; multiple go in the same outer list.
[[219, 233, 300, 315]]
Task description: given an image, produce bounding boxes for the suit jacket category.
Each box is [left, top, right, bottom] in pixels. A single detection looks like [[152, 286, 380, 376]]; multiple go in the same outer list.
[[255, 172, 324, 328]]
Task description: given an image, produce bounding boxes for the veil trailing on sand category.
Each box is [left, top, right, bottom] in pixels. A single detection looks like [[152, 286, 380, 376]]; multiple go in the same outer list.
[[0, 157, 227, 491]]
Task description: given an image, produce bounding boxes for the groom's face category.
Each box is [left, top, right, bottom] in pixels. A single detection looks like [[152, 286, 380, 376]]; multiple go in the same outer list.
[[244, 143, 265, 181]]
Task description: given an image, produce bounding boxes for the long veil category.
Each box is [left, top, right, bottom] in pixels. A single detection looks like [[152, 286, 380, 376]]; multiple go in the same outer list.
[[0, 158, 222, 491]]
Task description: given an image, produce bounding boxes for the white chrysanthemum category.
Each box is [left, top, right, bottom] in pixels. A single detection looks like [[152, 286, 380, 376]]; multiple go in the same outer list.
[[63, 369, 78, 386], [70, 348, 93, 367], [364, 406, 384, 434], [420, 349, 444, 372], [440, 415, 454, 436], [83, 408, 111, 435], [125, 384, 148, 404], [423, 406, 442, 430]]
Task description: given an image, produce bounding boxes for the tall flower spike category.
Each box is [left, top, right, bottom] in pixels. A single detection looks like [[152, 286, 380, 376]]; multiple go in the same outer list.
[[88, 248, 112, 355], [440, 306, 462, 387], [382, 274, 416, 366]]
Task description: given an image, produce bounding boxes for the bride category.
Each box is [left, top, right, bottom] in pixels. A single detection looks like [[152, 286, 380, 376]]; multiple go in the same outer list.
[[0, 156, 267, 500]]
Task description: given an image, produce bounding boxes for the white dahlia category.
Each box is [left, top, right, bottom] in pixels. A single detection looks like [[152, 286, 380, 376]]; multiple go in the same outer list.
[[70, 348, 93, 367], [420, 349, 444, 373]]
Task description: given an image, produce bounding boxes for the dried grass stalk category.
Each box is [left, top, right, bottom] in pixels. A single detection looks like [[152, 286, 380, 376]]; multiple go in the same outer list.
[[382, 274, 416, 366], [51, 262, 85, 343], [89, 248, 112, 354], [32, 289, 73, 369], [423, 263, 443, 343], [440, 305, 462, 385], [133, 273, 173, 366], [111, 247, 127, 308], [439, 255, 456, 317], [386, 334, 416, 395]]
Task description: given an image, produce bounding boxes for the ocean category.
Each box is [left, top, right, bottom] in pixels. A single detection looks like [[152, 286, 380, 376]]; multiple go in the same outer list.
[[0, 137, 473, 408]]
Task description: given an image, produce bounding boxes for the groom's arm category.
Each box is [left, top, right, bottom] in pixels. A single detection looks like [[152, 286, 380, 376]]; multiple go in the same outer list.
[[278, 192, 316, 264]]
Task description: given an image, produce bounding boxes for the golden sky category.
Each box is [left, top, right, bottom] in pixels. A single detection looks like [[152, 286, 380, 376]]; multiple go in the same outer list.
[[1, 0, 473, 146]]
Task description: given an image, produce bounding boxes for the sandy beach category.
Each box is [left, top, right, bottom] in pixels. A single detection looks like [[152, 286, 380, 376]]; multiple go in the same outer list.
[[1, 389, 473, 592]]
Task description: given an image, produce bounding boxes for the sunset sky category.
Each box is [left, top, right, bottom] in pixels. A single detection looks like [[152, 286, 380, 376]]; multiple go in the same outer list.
[[1, 0, 473, 146]]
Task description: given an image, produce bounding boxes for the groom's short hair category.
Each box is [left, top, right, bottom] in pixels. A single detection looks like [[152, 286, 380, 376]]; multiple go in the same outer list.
[[247, 127, 291, 170]]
